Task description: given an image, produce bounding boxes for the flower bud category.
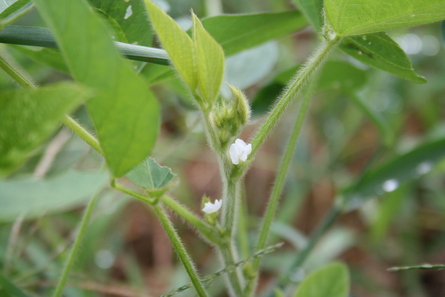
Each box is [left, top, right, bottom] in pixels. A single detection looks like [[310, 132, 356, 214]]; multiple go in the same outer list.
[[228, 85, 251, 127], [209, 85, 251, 149]]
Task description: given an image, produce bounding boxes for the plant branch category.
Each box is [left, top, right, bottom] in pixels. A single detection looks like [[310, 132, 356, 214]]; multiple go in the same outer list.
[[162, 243, 284, 297], [244, 82, 314, 296], [160, 195, 220, 245], [249, 37, 341, 157], [152, 204, 209, 297], [0, 26, 170, 66]]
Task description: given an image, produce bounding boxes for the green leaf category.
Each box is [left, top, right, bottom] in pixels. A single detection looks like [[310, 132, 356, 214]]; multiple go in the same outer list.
[[344, 137, 445, 207], [325, 0, 445, 36], [292, 0, 323, 31], [0, 0, 31, 26], [33, 0, 161, 177], [0, 272, 29, 297], [192, 13, 224, 106], [317, 60, 367, 90], [293, 263, 349, 297], [11, 46, 69, 73], [340, 33, 427, 83], [347, 93, 394, 147], [0, 83, 88, 177], [126, 158, 177, 199], [202, 10, 308, 56], [442, 21, 445, 44], [145, 0, 197, 90], [0, 170, 107, 222], [88, 0, 153, 46]]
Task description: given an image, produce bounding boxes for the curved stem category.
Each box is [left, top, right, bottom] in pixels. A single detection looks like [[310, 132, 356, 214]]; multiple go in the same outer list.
[[161, 195, 220, 245], [153, 204, 209, 297], [62, 116, 103, 155], [249, 37, 341, 157], [244, 83, 314, 296], [52, 192, 100, 297]]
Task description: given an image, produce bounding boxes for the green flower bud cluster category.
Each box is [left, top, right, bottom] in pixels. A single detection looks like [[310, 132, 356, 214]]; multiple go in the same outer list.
[[210, 85, 251, 149]]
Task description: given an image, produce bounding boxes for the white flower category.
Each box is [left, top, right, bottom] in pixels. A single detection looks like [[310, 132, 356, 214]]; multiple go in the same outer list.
[[202, 199, 222, 214], [229, 139, 251, 165]]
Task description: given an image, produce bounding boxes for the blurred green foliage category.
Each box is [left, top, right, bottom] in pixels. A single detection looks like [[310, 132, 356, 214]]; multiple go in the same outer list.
[[0, 0, 445, 296]]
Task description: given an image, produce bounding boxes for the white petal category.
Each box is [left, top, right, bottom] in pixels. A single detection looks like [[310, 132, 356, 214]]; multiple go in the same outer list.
[[229, 143, 240, 165], [214, 199, 222, 211], [202, 200, 222, 214], [245, 143, 252, 155], [235, 138, 246, 148], [202, 202, 215, 214]]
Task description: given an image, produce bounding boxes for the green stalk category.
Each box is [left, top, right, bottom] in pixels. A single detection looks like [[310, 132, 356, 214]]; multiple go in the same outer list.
[[222, 178, 239, 237], [0, 51, 103, 155], [111, 180, 208, 297], [152, 204, 209, 297], [218, 242, 245, 297], [111, 181, 155, 204], [62, 116, 103, 155], [263, 147, 386, 297], [0, 26, 170, 66], [161, 195, 220, 245], [244, 84, 313, 296], [200, 105, 245, 296], [52, 193, 100, 297], [249, 37, 341, 158], [0, 51, 38, 90]]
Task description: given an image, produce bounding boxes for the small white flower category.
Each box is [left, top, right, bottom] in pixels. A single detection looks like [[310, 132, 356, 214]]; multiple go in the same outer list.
[[202, 199, 222, 214], [229, 139, 252, 165]]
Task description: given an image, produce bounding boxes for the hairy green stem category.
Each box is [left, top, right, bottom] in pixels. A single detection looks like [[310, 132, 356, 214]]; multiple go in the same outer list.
[[161, 195, 220, 245], [218, 242, 245, 297], [200, 105, 245, 296], [244, 85, 313, 296], [153, 204, 209, 297], [111, 183, 211, 297], [161, 243, 284, 297], [52, 192, 100, 297], [0, 51, 37, 90], [62, 116, 103, 155], [263, 146, 387, 296], [111, 180, 155, 204], [249, 37, 341, 157], [222, 178, 239, 237], [0, 51, 104, 155]]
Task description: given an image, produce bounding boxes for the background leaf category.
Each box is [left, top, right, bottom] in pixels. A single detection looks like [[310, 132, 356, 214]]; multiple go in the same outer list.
[[33, 0, 161, 177], [10, 45, 68, 72], [347, 93, 395, 147], [202, 10, 308, 56], [325, 0, 445, 36], [293, 262, 349, 297], [0, 272, 30, 297], [126, 158, 177, 198], [291, 0, 323, 32], [340, 33, 426, 83], [0, 83, 88, 177], [0, 170, 107, 222], [344, 137, 445, 207], [88, 0, 153, 46]]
